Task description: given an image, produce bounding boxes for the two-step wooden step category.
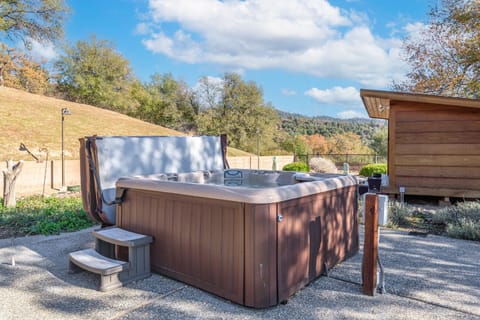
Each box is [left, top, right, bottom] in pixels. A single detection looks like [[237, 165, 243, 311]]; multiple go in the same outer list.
[[68, 227, 153, 291]]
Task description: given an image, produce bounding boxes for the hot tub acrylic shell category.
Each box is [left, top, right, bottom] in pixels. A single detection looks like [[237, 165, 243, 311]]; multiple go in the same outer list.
[[115, 180, 359, 308]]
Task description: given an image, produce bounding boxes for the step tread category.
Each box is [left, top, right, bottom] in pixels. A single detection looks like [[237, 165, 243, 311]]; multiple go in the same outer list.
[[69, 248, 128, 275], [93, 227, 153, 247]]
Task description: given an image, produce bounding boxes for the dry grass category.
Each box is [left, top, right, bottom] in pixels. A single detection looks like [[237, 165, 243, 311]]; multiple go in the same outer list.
[[0, 87, 250, 160]]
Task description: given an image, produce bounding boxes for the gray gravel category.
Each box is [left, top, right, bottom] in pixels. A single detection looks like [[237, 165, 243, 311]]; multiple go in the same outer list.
[[0, 226, 479, 320]]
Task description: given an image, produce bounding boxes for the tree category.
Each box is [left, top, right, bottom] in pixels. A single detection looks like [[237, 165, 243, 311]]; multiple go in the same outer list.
[[55, 36, 138, 113], [0, 0, 68, 47], [0, 43, 49, 93], [326, 132, 372, 154], [134, 73, 197, 131], [196, 73, 280, 154], [301, 134, 329, 154], [394, 0, 480, 97], [369, 127, 388, 158]]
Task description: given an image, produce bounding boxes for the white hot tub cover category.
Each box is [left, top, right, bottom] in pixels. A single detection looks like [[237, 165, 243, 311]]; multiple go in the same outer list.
[[79, 135, 228, 225]]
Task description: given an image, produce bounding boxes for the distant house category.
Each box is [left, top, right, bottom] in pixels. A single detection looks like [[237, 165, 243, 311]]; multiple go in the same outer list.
[[360, 89, 480, 199]]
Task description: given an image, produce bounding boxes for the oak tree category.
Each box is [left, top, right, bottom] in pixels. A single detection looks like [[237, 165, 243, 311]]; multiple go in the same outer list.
[[394, 0, 480, 97]]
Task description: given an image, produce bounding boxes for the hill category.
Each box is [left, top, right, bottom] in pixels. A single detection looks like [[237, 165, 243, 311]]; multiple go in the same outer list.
[[0, 87, 250, 161], [278, 110, 386, 140]]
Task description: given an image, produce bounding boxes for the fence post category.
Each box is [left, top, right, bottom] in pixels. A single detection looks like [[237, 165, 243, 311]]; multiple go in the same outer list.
[[363, 193, 379, 296], [375, 154, 378, 163], [50, 160, 55, 189]]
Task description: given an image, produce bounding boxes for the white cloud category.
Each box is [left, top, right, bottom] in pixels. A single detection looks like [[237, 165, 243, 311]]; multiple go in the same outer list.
[[135, 22, 151, 35], [281, 88, 297, 96], [23, 38, 58, 62], [305, 86, 360, 106], [140, 0, 410, 86], [337, 110, 368, 119]]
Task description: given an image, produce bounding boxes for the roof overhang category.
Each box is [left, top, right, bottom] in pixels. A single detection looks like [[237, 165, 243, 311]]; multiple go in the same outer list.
[[360, 89, 480, 120]]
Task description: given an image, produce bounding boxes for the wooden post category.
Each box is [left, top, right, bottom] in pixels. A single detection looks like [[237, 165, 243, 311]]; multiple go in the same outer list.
[[2, 160, 24, 207], [363, 193, 378, 296]]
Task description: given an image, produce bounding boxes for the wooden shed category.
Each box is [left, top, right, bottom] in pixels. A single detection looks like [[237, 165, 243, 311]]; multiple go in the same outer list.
[[360, 89, 480, 199]]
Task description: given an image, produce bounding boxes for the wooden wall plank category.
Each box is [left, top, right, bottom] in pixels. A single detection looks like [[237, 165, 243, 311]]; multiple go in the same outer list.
[[396, 144, 480, 155], [384, 186, 480, 198], [388, 106, 397, 187], [395, 107, 480, 122], [396, 132, 480, 144], [395, 176, 480, 189], [395, 155, 480, 167], [396, 120, 480, 133], [395, 166, 480, 178]]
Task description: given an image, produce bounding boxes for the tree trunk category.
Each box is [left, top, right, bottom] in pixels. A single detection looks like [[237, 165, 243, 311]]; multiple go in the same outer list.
[[2, 160, 24, 207]]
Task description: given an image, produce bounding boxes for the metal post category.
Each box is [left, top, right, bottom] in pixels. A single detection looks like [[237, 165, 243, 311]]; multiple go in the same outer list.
[[61, 112, 65, 188], [256, 128, 260, 169], [61, 108, 71, 190]]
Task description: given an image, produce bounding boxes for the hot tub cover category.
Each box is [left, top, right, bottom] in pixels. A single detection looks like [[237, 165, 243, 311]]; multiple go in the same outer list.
[[79, 135, 229, 225]]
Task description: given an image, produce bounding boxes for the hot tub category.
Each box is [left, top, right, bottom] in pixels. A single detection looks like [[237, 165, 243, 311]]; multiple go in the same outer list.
[[115, 169, 358, 308], [80, 136, 359, 308]]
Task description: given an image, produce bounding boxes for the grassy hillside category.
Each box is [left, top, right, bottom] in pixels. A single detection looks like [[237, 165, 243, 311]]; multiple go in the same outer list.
[[0, 87, 250, 161]]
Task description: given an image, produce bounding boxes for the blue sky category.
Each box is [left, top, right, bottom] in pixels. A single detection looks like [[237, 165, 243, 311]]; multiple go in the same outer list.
[[44, 0, 435, 118]]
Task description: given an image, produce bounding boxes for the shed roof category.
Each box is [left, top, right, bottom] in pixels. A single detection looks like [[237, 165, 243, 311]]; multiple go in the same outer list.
[[360, 89, 480, 119]]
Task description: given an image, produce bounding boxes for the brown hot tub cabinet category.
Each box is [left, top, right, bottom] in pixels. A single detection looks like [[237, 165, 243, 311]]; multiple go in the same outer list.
[[115, 181, 358, 308], [80, 135, 359, 308]]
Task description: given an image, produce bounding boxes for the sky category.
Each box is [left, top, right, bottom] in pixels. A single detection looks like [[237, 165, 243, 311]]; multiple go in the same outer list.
[[37, 0, 436, 118]]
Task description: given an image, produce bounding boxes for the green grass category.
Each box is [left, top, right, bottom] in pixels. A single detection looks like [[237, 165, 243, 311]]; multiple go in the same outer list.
[[0, 195, 96, 237]]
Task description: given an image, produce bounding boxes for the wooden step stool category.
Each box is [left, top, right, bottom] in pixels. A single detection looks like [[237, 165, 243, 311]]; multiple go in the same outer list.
[[68, 227, 153, 291]]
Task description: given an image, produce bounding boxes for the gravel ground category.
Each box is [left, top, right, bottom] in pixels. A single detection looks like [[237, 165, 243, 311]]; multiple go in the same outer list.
[[0, 226, 479, 320]]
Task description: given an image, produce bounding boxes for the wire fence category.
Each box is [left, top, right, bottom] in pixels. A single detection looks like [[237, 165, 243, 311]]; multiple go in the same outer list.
[[294, 153, 387, 172]]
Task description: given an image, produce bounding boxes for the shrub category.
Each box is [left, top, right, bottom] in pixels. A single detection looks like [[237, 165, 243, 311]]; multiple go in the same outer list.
[[282, 162, 309, 172], [359, 163, 387, 177], [432, 201, 480, 240], [387, 201, 410, 228], [446, 219, 480, 240], [309, 157, 338, 173]]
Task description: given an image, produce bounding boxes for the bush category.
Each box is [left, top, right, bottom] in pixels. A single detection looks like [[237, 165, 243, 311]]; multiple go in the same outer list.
[[387, 201, 410, 228], [309, 157, 338, 173], [282, 162, 309, 172], [359, 163, 387, 177], [432, 201, 480, 240]]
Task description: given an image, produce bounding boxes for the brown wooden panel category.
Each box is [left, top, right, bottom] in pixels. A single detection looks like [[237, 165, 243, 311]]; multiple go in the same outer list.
[[277, 186, 358, 304], [396, 132, 480, 144], [395, 108, 480, 122], [396, 120, 480, 133], [117, 189, 245, 305], [395, 155, 480, 167], [244, 203, 278, 308], [395, 166, 480, 179], [395, 176, 480, 190], [395, 144, 480, 155], [388, 107, 397, 187], [277, 196, 312, 302], [382, 186, 480, 198]]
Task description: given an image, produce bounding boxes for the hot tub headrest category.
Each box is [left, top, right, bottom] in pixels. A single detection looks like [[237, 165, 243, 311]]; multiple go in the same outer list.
[[80, 135, 228, 225]]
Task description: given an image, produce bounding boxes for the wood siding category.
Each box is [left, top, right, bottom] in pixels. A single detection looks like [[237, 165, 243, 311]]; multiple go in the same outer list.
[[388, 102, 480, 198]]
